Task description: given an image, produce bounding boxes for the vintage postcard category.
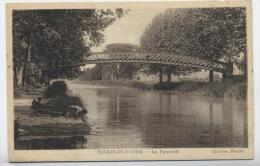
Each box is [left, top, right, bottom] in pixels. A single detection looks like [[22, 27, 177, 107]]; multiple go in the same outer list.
[[6, 0, 253, 162]]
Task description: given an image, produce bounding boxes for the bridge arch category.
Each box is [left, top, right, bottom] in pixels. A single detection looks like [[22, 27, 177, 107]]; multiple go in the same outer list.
[[84, 52, 233, 82]]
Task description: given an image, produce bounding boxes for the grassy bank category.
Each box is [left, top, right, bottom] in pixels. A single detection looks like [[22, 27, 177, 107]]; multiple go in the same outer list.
[[15, 106, 90, 138], [14, 87, 45, 99], [14, 81, 91, 139], [76, 80, 246, 99], [153, 81, 247, 99]]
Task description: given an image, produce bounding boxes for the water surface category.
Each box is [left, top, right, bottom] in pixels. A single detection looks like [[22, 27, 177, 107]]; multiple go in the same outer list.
[[15, 82, 248, 149]]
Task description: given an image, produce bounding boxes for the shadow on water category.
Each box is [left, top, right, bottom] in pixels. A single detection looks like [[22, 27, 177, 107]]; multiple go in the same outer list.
[[15, 135, 87, 150]]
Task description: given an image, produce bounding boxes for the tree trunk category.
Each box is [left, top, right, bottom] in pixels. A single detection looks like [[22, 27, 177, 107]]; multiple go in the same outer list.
[[209, 70, 213, 82], [159, 68, 163, 84], [21, 64, 27, 89], [13, 64, 18, 88], [22, 36, 31, 89], [243, 49, 247, 79], [44, 74, 49, 87]]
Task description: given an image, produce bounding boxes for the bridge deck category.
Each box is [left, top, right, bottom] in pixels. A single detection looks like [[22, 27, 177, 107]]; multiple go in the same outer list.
[[84, 52, 227, 73]]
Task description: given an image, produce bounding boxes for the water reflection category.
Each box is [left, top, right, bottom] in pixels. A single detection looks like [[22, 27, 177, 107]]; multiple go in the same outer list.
[[15, 83, 248, 149], [15, 136, 87, 150], [71, 83, 247, 148]]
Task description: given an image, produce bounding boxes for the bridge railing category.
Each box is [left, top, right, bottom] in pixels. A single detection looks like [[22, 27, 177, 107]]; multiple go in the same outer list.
[[85, 52, 228, 73]]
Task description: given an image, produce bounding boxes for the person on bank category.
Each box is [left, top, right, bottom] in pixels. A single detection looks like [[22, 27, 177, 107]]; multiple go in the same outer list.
[[66, 105, 88, 121], [31, 97, 44, 110]]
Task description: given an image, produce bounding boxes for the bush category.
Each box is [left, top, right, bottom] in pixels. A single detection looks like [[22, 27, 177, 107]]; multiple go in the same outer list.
[[175, 81, 205, 92], [153, 82, 180, 90], [42, 81, 86, 117], [45, 95, 85, 116], [197, 82, 227, 97], [224, 83, 247, 99], [44, 81, 68, 98], [153, 81, 247, 99]]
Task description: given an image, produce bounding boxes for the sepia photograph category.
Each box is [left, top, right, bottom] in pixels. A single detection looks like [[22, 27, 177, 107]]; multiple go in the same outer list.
[[6, 0, 253, 162]]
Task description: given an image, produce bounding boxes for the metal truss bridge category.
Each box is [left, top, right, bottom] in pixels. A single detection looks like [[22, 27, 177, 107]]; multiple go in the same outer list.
[[84, 52, 230, 73]]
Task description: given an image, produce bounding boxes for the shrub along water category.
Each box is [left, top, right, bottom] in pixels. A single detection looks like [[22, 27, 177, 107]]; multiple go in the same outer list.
[[43, 81, 86, 117], [153, 81, 247, 100], [45, 96, 84, 116], [44, 81, 68, 98]]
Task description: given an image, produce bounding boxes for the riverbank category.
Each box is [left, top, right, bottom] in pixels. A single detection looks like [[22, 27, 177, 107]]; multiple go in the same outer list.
[[75, 80, 246, 99], [75, 80, 154, 90], [14, 80, 91, 139], [15, 106, 90, 138], [153, 81, 247, 99]]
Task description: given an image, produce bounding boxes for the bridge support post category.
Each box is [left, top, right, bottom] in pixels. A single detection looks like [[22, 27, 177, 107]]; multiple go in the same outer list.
[[209, 70, 213, 82], [159, 68, 163, 84], [223, 63, 233, 81], [167, 67, 172, 83]]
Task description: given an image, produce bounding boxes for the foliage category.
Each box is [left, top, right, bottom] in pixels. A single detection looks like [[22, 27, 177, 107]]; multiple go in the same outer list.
[[153, 80, 246, 99], [43, 81, 85, 115], [45, 95, 84, 115], [140, 8, 247, 76], [44, 81, 68, 98], [224, 83, 247, 99], [104, 43, 140, 52], [13, 9, 127, 88]]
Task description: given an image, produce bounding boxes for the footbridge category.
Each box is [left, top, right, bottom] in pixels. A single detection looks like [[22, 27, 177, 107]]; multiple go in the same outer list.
[[84, 52, 233, 74]]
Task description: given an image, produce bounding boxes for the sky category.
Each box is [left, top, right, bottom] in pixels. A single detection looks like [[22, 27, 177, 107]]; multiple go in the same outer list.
[[91, 8, 166, 52]]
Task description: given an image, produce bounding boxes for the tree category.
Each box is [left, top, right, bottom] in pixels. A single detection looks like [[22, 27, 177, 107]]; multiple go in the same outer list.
[[103, 43, 141, 80], [104, 43, 140, 52], [13, 9, 127, 88], [140, 12, 195, 83], [140, 8, 247, 82]]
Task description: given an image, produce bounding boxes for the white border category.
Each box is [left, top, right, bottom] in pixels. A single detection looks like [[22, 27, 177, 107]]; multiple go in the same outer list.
[[1, 0, 260, 165]]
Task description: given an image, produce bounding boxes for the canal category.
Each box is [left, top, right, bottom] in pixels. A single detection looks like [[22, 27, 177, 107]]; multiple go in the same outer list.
[[16, 81, 248, 149]]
